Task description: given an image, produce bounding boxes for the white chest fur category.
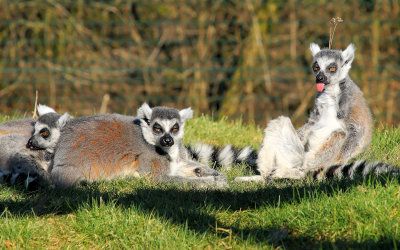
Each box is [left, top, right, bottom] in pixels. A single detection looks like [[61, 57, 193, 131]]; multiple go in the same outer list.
[[307, 91, 345, 150]]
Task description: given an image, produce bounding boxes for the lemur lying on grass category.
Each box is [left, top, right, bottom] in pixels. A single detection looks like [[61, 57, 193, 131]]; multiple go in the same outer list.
[[234, 43, 399, 182], [26, 104, 227, 188], [26, 103, 259, 188]]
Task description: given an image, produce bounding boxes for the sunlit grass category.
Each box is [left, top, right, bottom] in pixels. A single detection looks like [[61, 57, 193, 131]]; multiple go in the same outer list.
[[0, 116, 399, 249]]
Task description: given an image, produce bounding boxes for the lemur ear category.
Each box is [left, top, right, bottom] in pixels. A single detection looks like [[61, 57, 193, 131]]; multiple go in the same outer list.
[[309, 43, 321, 57], [57, 113, 72, 128], [342, 43, 355, 65], [137, 103, 153, 120], [179, 107, 193, 122], [37, 104, 56, 116]]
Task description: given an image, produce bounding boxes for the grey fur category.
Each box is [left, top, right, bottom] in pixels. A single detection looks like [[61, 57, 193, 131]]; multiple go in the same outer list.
[[314, 49, 343, 62], [151, 107, 181, 121], [37, 113, 62, 128], [0, 119, 50, 186]]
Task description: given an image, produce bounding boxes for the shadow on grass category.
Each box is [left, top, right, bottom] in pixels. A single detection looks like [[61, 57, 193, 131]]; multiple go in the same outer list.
[[228, 226, 399, 249], [0, 176, 399, 248]]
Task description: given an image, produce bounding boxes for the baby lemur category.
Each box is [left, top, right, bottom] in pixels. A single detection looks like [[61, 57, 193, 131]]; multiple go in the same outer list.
[[28, 103, 225, 188], [236, 43, 398, 182]]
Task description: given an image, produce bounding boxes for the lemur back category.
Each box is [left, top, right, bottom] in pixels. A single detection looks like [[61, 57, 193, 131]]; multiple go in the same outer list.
[[335, 77, 372, 161], [51, 115, 170, 187]]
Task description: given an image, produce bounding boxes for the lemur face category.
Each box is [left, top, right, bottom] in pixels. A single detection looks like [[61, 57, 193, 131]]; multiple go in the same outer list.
[[309, 43, 355, 93], [27, 105, 71, 152], [150, 116, 182, 148], [137, 103, 193, 153]]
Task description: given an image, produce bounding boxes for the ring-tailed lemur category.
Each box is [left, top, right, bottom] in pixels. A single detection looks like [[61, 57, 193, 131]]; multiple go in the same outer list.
[[0, 105, 71, 187], [28, 104, 226, 188], [137, 103, 260, 173], [235, 43, 399, 182], [27, 104, 72, 156], [0, 118, 50, 188]]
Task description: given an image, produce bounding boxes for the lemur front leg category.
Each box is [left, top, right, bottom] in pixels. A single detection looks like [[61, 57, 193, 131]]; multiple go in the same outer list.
[[302, 129, 347, 176], [162, 160, 228, 188], [297, 123, 313, 146], [337, 82, 352, 119], [235, 116, 305, 182], [338, 123, 365, 163], [335, 88, 363, 162], [298, 106, 320, 145]]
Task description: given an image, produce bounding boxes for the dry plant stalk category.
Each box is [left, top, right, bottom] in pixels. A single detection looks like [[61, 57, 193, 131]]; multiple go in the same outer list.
[[32, 90, 39, 119], [99, 93, 110, 114], [329, 17, 343, 49]]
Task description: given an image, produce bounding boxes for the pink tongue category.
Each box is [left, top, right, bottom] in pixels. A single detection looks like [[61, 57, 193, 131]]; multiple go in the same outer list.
[[316, 83, 325, 92]]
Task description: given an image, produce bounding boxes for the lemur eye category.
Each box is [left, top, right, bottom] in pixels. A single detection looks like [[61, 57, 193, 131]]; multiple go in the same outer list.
[[171, 123, 179, 133], [39, 128, 50, 139], [329, 66, 337, 73], [312, 63, 320, 72], [152, 124, 163, 134]]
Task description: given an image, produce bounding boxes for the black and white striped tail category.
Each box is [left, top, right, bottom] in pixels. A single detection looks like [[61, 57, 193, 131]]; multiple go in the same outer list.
[[185, 143, 260, 174], [317, 160, 400, 180]]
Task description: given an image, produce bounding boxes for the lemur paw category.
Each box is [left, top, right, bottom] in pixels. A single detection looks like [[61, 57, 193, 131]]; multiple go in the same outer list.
[[337, 111, 345, 119]]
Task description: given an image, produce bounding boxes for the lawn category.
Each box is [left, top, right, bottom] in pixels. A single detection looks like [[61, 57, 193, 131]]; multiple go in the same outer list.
[[0, 116, 399, 249]]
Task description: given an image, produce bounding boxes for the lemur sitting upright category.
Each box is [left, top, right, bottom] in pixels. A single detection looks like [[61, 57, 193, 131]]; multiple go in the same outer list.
[[236, 43, 399, 182], [28, 103, 226, 188]]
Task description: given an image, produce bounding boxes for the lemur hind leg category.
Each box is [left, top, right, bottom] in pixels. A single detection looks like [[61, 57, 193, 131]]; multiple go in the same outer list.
[[234, 116, 305, 183], [303, 130, 347, 177], [257, 116, 305, 178]]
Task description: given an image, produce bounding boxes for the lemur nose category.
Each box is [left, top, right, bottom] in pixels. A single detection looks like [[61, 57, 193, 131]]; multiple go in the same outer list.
[[316, 73, 325, 82], [26, 139, 33, 149], [160, 135, 174, 147]]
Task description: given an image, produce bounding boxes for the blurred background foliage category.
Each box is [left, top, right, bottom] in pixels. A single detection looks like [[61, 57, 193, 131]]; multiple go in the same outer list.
[[0, 0, 399, 126]]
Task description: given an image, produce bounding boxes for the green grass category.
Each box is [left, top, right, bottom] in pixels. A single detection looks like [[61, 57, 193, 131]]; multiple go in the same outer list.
[[0, 116, 399, 249]]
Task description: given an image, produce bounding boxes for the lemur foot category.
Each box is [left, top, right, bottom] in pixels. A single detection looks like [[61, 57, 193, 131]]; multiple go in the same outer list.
[[234, 175, 265, 183]]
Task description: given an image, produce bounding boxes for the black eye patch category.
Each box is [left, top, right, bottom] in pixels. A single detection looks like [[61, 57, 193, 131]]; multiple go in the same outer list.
[[326, 63, 338, 73], [152, 123, 163, 134], [171, 123, 179, 133], [312, 62, 320, 72], [39, 128, 50, 139]]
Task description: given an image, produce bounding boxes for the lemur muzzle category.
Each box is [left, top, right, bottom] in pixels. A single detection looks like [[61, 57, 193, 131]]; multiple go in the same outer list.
[[160, 134, 174, 147], [315, 72, 327, 92]]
